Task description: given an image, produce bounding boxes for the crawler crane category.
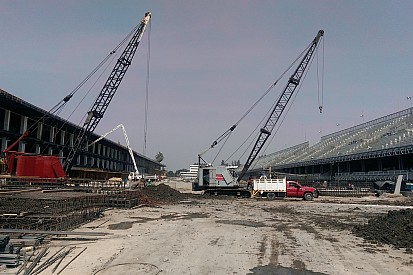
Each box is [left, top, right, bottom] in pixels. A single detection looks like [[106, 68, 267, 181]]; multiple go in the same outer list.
[[2, 12, 151, 179], [193, 30, 324, 196]]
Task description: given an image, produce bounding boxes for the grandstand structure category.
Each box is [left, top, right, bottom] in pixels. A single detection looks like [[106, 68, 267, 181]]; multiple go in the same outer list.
[[247, 108, 413, 184]]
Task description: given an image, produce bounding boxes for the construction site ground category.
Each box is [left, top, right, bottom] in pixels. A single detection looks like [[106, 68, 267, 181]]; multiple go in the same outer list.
[[2, 180, 413, 275]]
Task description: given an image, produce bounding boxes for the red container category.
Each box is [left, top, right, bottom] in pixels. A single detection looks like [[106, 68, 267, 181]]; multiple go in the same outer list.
[[15, 155, 66, 178]]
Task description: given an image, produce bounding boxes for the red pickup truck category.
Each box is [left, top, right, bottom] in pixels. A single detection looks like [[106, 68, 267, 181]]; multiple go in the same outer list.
[[286, 181, 319, 201]]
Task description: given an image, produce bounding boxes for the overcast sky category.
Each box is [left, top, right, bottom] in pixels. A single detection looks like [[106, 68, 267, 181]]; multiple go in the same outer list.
[[1, 1, 413, 172]]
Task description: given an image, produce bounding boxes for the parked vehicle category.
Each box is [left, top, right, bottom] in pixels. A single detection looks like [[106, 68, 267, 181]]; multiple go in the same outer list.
[[252, 177, 319, 200], [286, 180, 319, 201]]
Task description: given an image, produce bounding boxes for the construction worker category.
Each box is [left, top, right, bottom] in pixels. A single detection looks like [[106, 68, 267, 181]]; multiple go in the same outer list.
[[247, 176, 253, 190]]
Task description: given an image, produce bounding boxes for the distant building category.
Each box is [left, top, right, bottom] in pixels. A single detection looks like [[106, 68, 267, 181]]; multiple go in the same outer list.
[[180, 164, 199, 180]]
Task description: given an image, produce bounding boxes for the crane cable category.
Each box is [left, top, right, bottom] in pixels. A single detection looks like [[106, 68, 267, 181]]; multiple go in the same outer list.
[[15, 21, 142, 155], [50, 23, 140, 117], [230, 36, 324, 168], [38, 23, 142, 155], [260, 37, 324, 159], [212, 131, 232, 164], [64, 25, 144, 156], [52, 24, 137, 118], [203, 40, 314, 162], [143, 20, 151, 156], [214, 40, 315, 164], [28, 48, 123, 155], [317, 37, 325, 113]]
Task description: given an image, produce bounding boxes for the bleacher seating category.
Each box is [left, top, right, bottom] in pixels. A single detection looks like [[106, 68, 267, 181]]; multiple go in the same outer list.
[[251, 108, 413, 170]]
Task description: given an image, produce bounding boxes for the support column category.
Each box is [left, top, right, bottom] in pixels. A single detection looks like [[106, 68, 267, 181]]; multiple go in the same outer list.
[[37, 122, 43, 139], [3, 110, 10, 131], [69, 133, 74, 147], [378, 158, 383, 171], [18, 142, 25, 152], [399, 156, 404, 170], [60, 130, 65, 145], [50, 126, 55, 142], [20, 116, 28, 134], [1, 137, 7, 152], [35, 144, 41, 154]]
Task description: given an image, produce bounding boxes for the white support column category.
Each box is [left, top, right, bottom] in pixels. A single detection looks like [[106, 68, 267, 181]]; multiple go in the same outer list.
[[60, 130, 65, 145], [50, 126, 55, 142], [3, 110, 10, 131], [35, 144, 41, 154], [37, 122, 43, 139], [18, 142, 25, 152], [70, 133, 74, 147], [20, 116, 28, 134], [1, 137, 8, 151]]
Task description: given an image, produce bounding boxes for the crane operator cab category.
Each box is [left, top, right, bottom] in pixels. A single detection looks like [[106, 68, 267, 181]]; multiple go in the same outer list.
[[192, 165, 239, 191]]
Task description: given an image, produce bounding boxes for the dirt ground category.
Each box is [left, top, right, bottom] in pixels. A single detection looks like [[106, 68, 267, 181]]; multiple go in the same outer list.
[[3, 180, 413, 275]]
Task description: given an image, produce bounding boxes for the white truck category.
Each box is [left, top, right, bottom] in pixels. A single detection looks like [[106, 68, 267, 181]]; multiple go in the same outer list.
[[252, 177, 287, 199], [252, 177, 319, 201]]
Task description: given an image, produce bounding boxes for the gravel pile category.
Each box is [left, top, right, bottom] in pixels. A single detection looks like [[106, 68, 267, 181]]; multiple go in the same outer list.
[[352, 208, 413, 249], [137, 183, 191, 205]]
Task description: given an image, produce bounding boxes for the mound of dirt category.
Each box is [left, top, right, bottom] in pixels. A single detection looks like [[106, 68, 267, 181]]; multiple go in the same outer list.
[[352, 208, 413, 249], [137, 183, 191, 206]]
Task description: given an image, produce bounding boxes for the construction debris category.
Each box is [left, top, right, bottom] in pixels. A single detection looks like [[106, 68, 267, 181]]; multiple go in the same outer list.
[[0, 253, 19, 267], [0, 182, 190, 271], [352, 208, 413, 249], [0, 229, 109, 236], [137, 183, 192, 206]]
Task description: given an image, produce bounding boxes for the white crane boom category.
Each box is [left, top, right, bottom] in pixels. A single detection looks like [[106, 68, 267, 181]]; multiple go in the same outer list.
[[89, 124, 140, 178]]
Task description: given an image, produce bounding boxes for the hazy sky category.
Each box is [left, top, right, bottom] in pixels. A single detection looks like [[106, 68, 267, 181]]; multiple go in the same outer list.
[[1, 1, 413, 171]]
